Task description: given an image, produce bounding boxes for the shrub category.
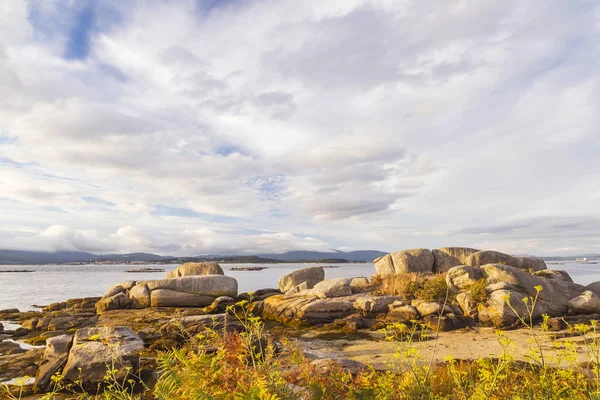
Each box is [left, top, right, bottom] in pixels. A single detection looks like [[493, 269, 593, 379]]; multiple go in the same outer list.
[[415, 275, 450, 303], [372, 273, 451, 303], [469, 278, 488, 306]]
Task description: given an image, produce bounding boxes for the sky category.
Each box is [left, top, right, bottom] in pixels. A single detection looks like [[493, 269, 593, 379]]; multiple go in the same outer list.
[[0, 0, 599, 257]]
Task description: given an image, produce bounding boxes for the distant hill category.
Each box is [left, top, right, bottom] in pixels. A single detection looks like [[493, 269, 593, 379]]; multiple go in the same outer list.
[[0, 249, 387, 265], [258, 250, 387, 262]]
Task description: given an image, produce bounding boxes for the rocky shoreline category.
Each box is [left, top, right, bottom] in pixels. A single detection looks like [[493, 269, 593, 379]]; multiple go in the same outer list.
[[3, 247, 600, 398]]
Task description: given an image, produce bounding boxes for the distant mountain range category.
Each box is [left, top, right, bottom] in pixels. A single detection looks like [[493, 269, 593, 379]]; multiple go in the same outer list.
[[0, 249, 387, 265]]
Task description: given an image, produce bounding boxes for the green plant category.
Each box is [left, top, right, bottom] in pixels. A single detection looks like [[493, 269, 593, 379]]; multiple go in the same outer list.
[[469, 278, 488, 306]]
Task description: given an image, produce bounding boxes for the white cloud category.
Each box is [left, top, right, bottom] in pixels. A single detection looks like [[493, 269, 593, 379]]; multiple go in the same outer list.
[[0, 0, 599, 256]]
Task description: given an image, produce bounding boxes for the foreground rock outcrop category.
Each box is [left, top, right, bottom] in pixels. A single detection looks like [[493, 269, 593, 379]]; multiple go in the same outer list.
[[34, 326, 144, 390]]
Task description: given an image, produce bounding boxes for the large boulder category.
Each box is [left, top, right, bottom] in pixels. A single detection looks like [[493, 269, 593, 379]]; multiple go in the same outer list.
[[533, 270, 574, 283], [62, 326, 144, 388], [309, 278, 352, 299], [432, 247, 479, 273], [354, 295, 402, 314], [374, 248, 434, 275], [34, 334, 74, 390], [568, 291, 600, 315], [586, 281, 600, 298], [129, 283, 151, 309], [95, 292, 132, 314], [150, 289, 215, 307], [278, 267, 324, 293], [166, 262, 224, 279], [145, 275, 238, 298], [466, 250, 524, 269], [446, 265, 484, 292], [465, 250, 546, 271]]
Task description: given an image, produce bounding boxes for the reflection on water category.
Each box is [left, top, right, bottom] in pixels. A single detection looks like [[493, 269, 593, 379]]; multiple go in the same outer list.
[[0, 261, 598, 312]]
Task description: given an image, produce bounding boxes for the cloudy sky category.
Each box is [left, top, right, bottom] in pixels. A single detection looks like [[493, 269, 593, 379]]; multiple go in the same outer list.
[[0, 0, 599, 256]]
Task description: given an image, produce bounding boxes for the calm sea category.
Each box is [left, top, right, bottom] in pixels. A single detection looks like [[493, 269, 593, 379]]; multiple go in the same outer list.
[[1, 261, 599, 312]]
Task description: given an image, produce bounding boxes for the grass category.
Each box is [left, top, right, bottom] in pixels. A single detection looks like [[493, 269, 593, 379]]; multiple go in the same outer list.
[[371, 273, 452, 303]]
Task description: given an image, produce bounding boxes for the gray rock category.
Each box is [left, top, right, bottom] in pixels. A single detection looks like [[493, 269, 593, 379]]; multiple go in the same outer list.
[[520, 257, 547, 271], [129, 283, 151, 309], [285, 282, 308, 296], [95, 292, 132, 314], [446, 265, 484, 292], [278, 267, 325, 293], [296, 300, 354, 322], [388, 302, 419, 321], [309, 278, 352, 299], [0, 340, 25, 355], [375, 248, 434, 275], [433, 247, 479, 273], [166, 262, 224, 279], [102, 284, 126, 300], [353, 295, 402, 314], [456, 292, 477, 318], [311, 358, 366, 376], [533, 270, 573, 282], [146, 275, 238, 298], [62, 326, 144, 388], [587, 281, 600, 298], [150, 289, 216, 307], [203, 296, 236, 313], [568, 291, 600, 315], [34, 334, 74, 389], [349, 277, 370, 294], [478, 289, 528, 327], [411, 300, 452, 317]]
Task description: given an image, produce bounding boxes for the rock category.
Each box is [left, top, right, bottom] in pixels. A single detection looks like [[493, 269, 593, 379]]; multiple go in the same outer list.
[[411, 300, 451, 317], [373, 254, 395, 275], [34, 334, 74, 390], [150, 289, 216, 307], [0, 347, 44, 381], [95, 292, 132, 314], [375, 248, 434, 275], [387, 303, 419, 321], [456, 292, 477, 318], [533, 270, 573, 282], [466, 250, 543, 270], [309, 278, 352, 299], [353, 295, 402, 314], [166, 262, 224, 279], [62, 326, 144, 388], [0, 322, 3, 332], [446, 265, 484, 292], [102, 284, 126, 300], [478, 289, 529, 327], [237, 288, 282, 302], [586, 281, 600, 298], [0, 340, 25, 355], [568, 291, 600, 315], [129, 283, 151, 309], [296, 300, 355, 323], [47, 316, 78, 331], [21, 318, 40, 330], [203, 296, 236, 313], [520, 257, 547, 271], [285, 282, 308, 296], [311, 358, 367, 376], [146, 275, 238, 298], [278, 267, 325, 293], [350, 277, 370, 293], [432, 247, 480, 273]]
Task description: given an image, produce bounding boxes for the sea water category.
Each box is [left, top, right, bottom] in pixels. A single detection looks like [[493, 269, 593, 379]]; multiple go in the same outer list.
[[0, 261, 598, 312]]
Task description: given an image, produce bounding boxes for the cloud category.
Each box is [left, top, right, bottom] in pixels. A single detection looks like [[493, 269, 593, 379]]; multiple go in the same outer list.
[[0, 0, 599, 256]]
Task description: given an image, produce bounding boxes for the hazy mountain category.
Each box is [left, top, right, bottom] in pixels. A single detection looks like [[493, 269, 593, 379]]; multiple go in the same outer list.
[[0, 249, 388, 264], [0, 250, 98, 264], [257, 250, 387, 262]]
